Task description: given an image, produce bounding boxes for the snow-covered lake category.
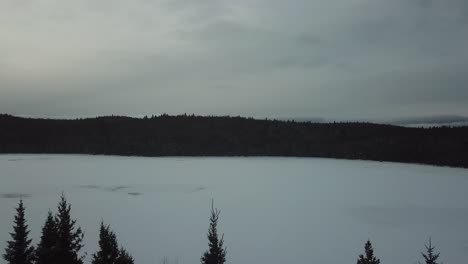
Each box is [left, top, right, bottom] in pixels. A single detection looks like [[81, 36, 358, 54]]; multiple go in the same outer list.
[[1, 155, 468, 264]]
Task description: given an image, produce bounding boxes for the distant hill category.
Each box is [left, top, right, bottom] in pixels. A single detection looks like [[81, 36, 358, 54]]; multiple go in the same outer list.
[[1, 114, 467, 167], [288, 115, 468, 127], [389, 115, 468, 128]]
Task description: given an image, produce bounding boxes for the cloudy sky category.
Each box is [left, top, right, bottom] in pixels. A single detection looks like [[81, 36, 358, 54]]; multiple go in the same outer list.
[[1, 0, 467, 120]]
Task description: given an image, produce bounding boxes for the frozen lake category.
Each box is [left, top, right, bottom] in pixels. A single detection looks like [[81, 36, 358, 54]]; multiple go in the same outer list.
[[1, 155, 468, 264]]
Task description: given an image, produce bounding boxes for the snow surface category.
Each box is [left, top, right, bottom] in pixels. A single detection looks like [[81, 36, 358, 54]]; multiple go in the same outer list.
[[1, 155, 468, 264]]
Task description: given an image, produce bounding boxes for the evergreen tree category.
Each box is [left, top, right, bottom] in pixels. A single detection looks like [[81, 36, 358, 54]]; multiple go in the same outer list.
[[92, 222, 134, 264], [115, 248, 134, 264], [55, 193, 85, 264], [92, 222, 120, 264], [357, 240, 380, 264], [3, 199, 35, 264], [201, 200, 226, 264], [35, 211, 58, 264], [420, 238, 440, 264]]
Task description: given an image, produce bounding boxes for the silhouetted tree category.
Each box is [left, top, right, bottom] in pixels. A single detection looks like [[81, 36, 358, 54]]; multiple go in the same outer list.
[[420, 238, 440, 264], [55, 193, 84, 264], [201, 200, 226, 264], [35, 211, 58, 264], [115, 248, 134, 264], [3, 199, 35, 264], [92, 222, 120, 264], [92, 222, 134, 264], [357, 240, 380, 264]]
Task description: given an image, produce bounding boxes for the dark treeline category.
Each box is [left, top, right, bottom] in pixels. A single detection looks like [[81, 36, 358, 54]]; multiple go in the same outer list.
[[1, 114, 468, 168], [3, 196, 444, 264]]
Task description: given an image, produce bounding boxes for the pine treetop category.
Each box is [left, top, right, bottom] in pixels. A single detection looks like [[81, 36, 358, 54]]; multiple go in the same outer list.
[[201, 200, 227, 264], [55, 193, 84, 264], [116, 248, 135, 264], [91, 221, 134, 264], [3, 199, 35, 264], [421, 238, 441, 264], [36, 210, 59, 264], [92, 222, 120, 264], [357, 240, 380, 264]]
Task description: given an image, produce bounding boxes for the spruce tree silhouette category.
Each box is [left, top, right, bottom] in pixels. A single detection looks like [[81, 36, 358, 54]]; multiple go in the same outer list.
[[3, 199, 35, 264], [201, 200, 227, 264], [115, 248, 134, 264], [55, 193, 84, 264], [92, 221, 134, 264], [420, 238, 441, 264], [357, 240, 380, 264], [92, 222, 120, 264], [35, 211, 59, 264]]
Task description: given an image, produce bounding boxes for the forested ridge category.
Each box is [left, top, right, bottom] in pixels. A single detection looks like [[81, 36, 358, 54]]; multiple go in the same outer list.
[[1, 114, 467, 167]]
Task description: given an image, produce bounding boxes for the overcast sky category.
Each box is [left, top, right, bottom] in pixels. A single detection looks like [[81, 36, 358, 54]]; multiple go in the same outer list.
[[1, 0, 468, 120]]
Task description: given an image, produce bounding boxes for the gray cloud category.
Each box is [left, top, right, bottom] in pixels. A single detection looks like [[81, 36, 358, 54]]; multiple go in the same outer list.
[[1, 0, 467, 120]]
